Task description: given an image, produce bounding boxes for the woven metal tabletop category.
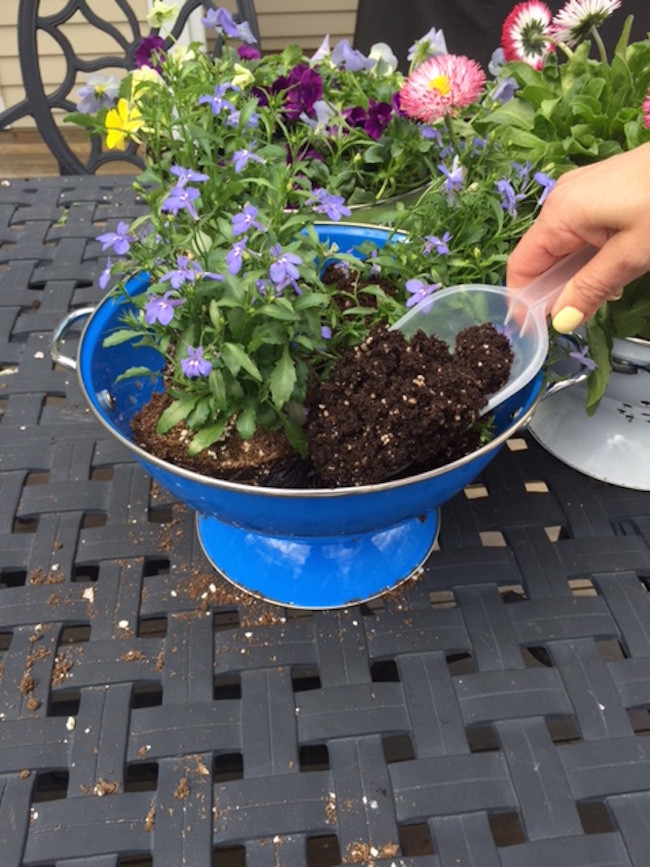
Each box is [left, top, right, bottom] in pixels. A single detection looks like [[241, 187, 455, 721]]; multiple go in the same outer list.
[[1, 175, 650, 867]]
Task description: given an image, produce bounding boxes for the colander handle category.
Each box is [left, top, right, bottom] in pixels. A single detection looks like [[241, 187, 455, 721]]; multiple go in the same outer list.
[[50, 306, 96, 371]]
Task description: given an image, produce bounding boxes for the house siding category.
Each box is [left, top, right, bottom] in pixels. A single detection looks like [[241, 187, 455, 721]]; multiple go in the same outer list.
[[0, 0, 358, 127]]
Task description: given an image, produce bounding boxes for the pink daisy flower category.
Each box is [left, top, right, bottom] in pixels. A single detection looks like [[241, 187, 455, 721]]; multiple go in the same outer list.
[[398, 54, 486, 124], [643, 88, 650, 130], [550, 0, 621, 47], [501, 1, 553, 69]]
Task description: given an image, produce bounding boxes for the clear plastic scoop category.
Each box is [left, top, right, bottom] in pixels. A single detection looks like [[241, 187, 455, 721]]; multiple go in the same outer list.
[[504, 244, 597, 335], [392, 244, 597, 414]]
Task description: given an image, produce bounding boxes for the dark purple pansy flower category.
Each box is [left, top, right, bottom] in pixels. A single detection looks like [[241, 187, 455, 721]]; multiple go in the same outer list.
[[134, 35, 166, 72], [343, 106, 367, 129], [238, 44, 261, 60], [273, 64, 323, 120], [365, 100, 392, 139]]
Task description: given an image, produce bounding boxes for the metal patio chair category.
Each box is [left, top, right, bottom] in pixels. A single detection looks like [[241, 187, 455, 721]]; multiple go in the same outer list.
[[0, 0, 259, 175]]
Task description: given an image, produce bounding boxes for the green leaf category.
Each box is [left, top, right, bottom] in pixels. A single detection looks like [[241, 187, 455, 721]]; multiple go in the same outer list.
[[156, 396, 198, 434], [102, 329, 139, 348], [209, 368, 228, 408], [114, 366, 156, 382], [270, 348, 297, 409], [584, 315, 613, 414], [187, 419, 229, 456], [236, 404, 256, 440], [222, 342, 263, 381]]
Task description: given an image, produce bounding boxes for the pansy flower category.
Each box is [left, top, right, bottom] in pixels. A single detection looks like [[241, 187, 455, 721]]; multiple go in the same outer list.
[[643, 88, 650, 129], [104, 99, 143, 150], [134, 35, 166, 72]]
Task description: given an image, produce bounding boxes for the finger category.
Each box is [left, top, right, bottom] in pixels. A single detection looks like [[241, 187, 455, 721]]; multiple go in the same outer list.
[[550, 233, 645, 331]]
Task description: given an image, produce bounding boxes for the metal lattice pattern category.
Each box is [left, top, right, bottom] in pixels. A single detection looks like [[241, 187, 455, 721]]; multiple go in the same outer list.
[[0, 1, 260, 175], [1, 176, 650, 866]]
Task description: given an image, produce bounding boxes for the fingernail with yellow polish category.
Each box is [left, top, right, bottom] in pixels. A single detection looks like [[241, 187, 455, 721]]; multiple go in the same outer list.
[[552, 306, 584, 334]]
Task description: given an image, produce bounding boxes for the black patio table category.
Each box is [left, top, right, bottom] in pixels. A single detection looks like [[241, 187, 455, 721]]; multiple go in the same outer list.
[[1, 174, 650, 867]]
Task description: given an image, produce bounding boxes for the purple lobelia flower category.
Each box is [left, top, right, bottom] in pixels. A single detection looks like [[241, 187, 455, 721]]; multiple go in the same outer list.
[[144, 291, 185, 326], [321, 325, 332, 340], [181, 345, 212, 378], [232, 143, 266, 174], [161, 184, 201, 220], [198, 83, 238, 116], [439, 156, 464, 195], [169, 165, 210, 186], [231, 204, 266, 236], [423, 231, 452, 256], [405, 278, 441, 313], [269, 244, 303, 286], [496, 178, 525, 217], [226, 239, 248, 275], [306, 188, 351, 221], [534, 171, 556, 205], [160, 255, 223, 290], [134, 35, 166, 71], [569, 344, 597, 371], [96, 221, 134, 255], [98, 257, 113, 291]]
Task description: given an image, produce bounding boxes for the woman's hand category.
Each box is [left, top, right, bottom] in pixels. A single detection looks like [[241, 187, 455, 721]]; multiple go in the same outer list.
[[506, 142, 650, 332]]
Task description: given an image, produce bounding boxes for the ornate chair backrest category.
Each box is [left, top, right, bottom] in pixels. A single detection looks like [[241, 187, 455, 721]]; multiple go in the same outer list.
[[7, 0, 259, 175]]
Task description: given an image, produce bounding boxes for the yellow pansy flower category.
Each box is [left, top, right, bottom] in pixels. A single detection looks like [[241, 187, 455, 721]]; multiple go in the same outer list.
[[231, 63, 255, 89], [105, 98, 144, 150]]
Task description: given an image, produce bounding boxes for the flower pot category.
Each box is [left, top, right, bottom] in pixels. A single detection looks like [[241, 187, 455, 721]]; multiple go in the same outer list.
[[529, 336, 650, 490], [52, 223, 545, 609]]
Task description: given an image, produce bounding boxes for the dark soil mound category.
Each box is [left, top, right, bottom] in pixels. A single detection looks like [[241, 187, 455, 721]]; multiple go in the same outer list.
[[305, 323, 512, 486]]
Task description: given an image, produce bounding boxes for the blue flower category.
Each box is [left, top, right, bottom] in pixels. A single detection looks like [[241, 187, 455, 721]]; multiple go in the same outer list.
[[181, 345, 212, 378], [169, 165, 210, 186], [496, 178, 525, 217], [160, 255, 223, 289], [405, 278, 441, 312], [232, 143, 266, 174], [423, 231, 452, 256], [569, 344, 597, 372], [534, 171, 556, 204], [269, 244, 303, 286], [96, 221, 134, 255], [161, 185, 201, 220], [321, 325, 332, 339], [144, 291, 185, 326], [98, 257, 113, 291], [439, 155, 464, 195], [306, 188, 352, 221], [198, 84, 237, 116], [226, 239, 247, 275], [231, 204, 266, 237]]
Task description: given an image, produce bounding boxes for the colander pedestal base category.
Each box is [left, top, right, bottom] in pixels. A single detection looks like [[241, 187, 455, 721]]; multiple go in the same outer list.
[[195, 510, 439, 609]]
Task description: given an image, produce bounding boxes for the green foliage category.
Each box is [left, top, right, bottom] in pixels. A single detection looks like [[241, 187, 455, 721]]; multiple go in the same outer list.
[[483, 14, 650, 406]]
